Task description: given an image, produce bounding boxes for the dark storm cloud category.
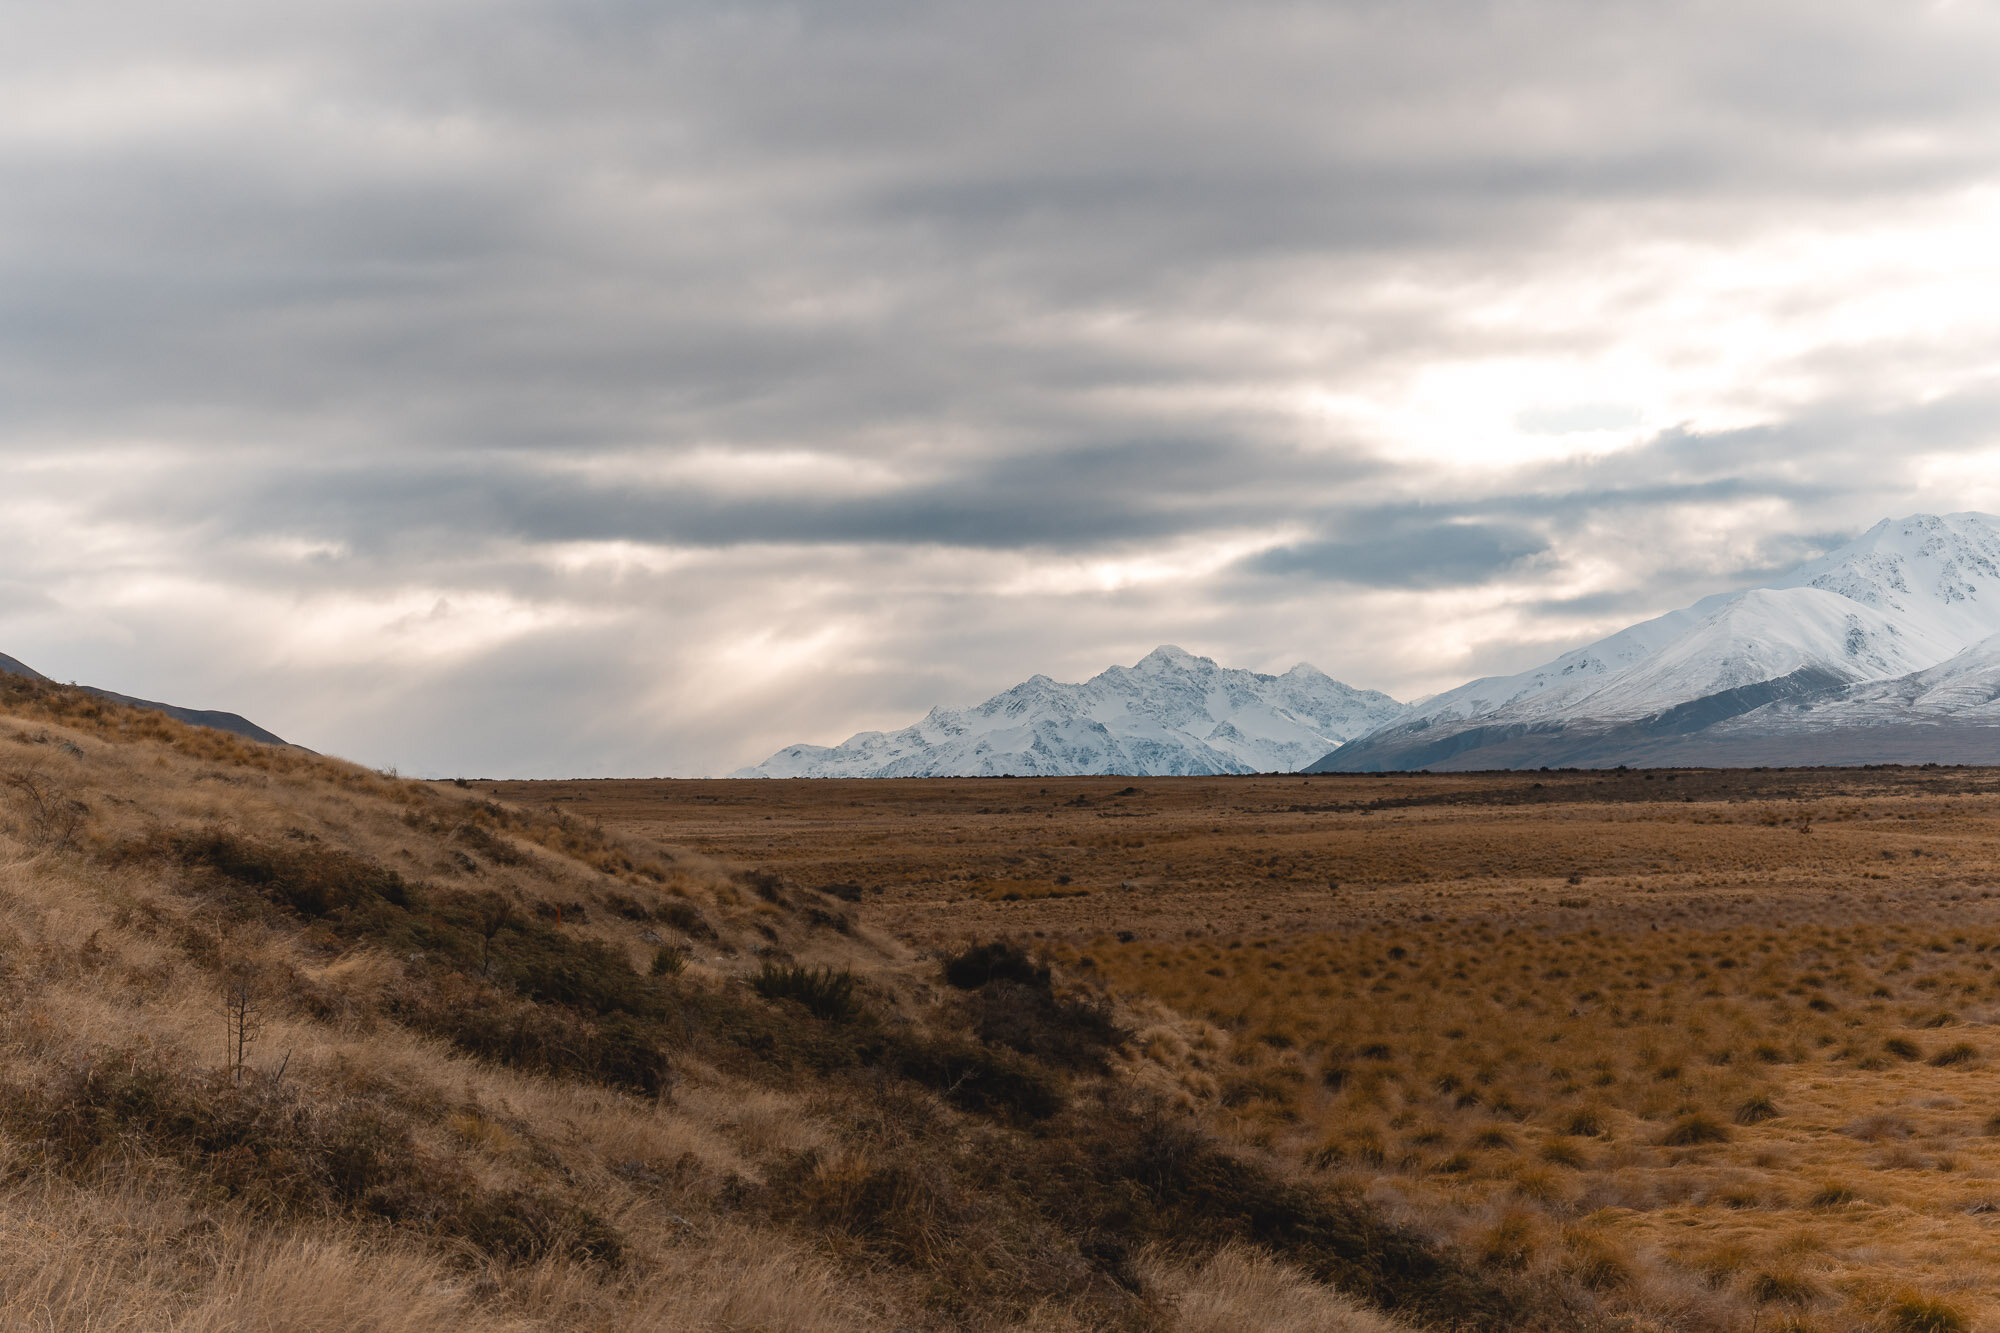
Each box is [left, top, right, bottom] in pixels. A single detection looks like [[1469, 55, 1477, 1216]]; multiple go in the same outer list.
[[70, 437, 1384, 564], [1247, 514, 1549, 588], [9, 0, 2000, 772]]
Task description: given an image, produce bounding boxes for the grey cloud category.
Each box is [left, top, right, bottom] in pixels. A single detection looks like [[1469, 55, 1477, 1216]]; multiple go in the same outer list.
[[8, 1, 2000, 772], [1247, 519, 1549, 588], [219, 444, 1382, 557]]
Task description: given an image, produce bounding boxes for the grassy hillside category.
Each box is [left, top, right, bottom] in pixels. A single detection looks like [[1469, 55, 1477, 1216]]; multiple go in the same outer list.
[[0, 675, 1520, 1331]]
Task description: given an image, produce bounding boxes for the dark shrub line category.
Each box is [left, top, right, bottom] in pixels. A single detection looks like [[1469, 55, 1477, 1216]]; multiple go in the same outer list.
[[1, 1050, 623, 1267], [123, 828, 672, 1093]]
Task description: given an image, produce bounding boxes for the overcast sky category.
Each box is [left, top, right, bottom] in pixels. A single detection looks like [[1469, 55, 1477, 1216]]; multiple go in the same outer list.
[[6, 0, 2000, 775]]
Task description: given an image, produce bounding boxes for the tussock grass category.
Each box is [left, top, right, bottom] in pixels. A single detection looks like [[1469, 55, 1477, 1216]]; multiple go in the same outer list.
[[0, 680, 1480, 1331], [440, 756, 2000, 1329], [1064, 887, 2000, 1328]]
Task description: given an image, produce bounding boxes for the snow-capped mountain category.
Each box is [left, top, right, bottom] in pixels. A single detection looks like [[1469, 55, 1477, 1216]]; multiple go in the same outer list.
[[1315, 513, 2000, 771], [736, 645, 1406, 778]]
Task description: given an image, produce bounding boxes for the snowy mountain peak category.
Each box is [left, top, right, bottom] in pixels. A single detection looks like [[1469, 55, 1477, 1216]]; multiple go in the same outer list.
[[736, 649, 1406, 778], [1317, 512, 2000, 772], [1135, 644, 1203, 672], [1772, 512, 2000, 640]]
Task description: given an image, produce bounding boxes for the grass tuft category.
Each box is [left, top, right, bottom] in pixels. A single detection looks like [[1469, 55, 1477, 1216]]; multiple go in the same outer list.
[[1883, 1290, 1971, 1333], [1929, 1041, 1979, 1068], [1734, 1093, 1780, 1125], [1659, 1112, 1731, 1146]]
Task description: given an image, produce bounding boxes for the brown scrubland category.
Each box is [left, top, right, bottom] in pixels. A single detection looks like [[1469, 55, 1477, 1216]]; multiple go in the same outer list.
[[9, 671, 2000, 1331], [0, 678, 1443, 1332], [484, 767, 2000, 1332]]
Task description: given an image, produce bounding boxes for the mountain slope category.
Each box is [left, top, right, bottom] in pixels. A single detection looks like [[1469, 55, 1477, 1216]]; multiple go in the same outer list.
[[1315, 513, 2000, 772], [738, 645, 1405, 777], [0, 651, 293, 746]]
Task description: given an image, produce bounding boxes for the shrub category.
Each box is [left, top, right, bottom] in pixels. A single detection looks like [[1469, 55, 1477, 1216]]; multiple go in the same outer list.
[[737, 868, 788, 904], [1012, 1095, 1518, 1326], [942, 941, 1049, 990], [656, 898, 715, 940], [399, 979, 671, 1094], [453, 822, 525, 865], [890, 1033, 1063, 1121], [0, 1047, 624, 1265], [5, 768, 88, 852], [650, 945, 688, 976], [752, 963, 861, 1023], [457, 1187, 625, 1266], [146, 827, 413, 919], [962, 980, 1127, 1071]]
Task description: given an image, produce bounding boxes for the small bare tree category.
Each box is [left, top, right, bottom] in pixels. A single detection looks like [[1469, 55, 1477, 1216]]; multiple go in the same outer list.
[[6, 768, 87, 853], [220, 978, 264, 1084]]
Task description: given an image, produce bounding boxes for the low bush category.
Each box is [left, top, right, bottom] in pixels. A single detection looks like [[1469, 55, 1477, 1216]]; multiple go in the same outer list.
[[939, 940, 1126, 1070], [400, 981, 672, 1094], [656, 898, 715, 940], [752, 963, 861, 1023], [942, 941, 1049, 990], [891, 1033, 1065, 1121], [139, 827, 413, 919], [962, 980, 1128, 1072], [1008, 1094, 1521, 1326], [130, 829, 668, 1089], [0, 1047, 623, 1265], [452, 822, 525, 866]]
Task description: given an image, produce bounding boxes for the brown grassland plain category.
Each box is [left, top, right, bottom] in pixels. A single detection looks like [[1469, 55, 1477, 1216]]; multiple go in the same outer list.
[[495, 767, 2000, 1332], [0, 678, 1460, 1333]]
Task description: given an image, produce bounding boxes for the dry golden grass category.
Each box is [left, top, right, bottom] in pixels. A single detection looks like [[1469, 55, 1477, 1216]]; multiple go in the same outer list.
[[0, 706, 924, 1329], [540, 766, 2000, 1331], [0, 680, 1444, 1332], [1139, 1244, 1404, 1332]]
